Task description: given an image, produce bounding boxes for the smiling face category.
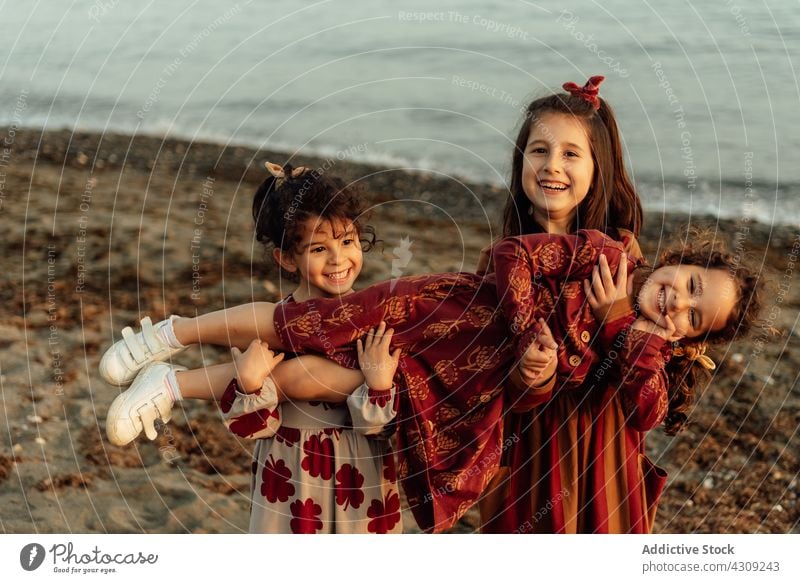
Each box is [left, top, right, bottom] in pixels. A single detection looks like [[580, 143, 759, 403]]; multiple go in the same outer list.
[[522, 112, 595, 234], [275, 215, 363, 300], [637, 265, 738, 339]]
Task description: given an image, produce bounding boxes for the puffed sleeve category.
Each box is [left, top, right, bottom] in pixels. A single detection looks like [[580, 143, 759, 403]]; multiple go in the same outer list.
[[218, 377, 282, 440], [614, 328, 670, 432], [346, 383, 398, 436]]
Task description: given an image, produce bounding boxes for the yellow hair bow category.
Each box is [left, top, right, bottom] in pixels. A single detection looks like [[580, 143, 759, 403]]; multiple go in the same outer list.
[[673, 343, 716, 371]]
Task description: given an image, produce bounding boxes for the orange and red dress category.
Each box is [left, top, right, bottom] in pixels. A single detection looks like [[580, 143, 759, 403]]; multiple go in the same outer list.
[[481, 230, 669, 533]]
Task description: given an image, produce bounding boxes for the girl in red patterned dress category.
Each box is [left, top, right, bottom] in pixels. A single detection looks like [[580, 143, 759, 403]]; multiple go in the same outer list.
[[105, 165, 403, 533], [101, 230, 761, 532], [482, 231, 761, 533], [476, 77, 759, 534], [477, 76, 656, 533]]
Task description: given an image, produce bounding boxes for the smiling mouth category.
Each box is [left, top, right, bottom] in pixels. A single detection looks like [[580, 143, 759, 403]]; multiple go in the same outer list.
[[538, 181, 569, 194], [325, 268, 351, 283], [657, 287, 666, 315]]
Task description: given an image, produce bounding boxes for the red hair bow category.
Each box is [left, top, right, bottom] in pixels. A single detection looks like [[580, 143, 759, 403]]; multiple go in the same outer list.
[[562, 75, 605, 110]]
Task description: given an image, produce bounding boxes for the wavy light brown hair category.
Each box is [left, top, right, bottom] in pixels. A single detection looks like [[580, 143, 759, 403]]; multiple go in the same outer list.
[[502, 91, 642, 239], [655, 230, 763, 435]]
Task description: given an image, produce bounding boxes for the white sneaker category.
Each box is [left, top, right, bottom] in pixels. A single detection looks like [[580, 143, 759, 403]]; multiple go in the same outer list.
[[106, 362, 187, 446], [99, 316, 187, 386]]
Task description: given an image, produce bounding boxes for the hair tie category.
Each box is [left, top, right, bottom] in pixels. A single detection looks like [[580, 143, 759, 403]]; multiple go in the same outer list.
[[264, 161, 310, 185], [562, 75, 605, 110], [672, 343, 716, 371]]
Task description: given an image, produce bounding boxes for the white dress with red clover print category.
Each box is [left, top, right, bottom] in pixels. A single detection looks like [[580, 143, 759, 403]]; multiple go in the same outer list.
[[219, 301, 401, 534]]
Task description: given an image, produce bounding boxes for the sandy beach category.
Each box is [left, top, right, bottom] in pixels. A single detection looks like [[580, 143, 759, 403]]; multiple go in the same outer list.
[[0, 128, 797, 533]]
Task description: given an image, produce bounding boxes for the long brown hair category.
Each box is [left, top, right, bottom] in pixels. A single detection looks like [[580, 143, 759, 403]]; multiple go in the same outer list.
[[502, 92, 642, 239]]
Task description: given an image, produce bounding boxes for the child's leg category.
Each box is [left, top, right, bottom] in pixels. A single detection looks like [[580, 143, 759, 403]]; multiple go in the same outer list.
[[173, 302, 282, 350], [175, 363, 237, 400], [100, 303, 283, 387], [176, 355, 365, 404], [273, 355, 365, 403], [107, 355, 365, 446]]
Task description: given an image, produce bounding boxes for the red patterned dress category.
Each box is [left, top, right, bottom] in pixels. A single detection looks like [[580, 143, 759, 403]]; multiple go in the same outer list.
[[219, 297, 402, 534], [480, 231, 669, 534], [272, 230, 668, 532]]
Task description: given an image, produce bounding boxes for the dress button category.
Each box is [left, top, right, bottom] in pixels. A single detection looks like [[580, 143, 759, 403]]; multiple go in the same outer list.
[[580, 330, 591, 343], [568, 355, 581, 367]]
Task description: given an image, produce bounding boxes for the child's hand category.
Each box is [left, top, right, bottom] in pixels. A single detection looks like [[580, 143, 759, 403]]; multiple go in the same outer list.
[[631, 315, 682, 342], [231, 339, 285, 393], [517, 318, 558, 388], [357, 321, 402, 391], [584, 253, 627, 323]]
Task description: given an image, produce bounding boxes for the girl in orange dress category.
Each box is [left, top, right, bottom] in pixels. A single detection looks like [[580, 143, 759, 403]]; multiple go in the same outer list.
[[476, 76, 657, 533], [476, 77, 757, 534]]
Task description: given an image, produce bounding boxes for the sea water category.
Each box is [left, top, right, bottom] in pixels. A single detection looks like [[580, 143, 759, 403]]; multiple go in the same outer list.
[[0, 0, 797, 224]]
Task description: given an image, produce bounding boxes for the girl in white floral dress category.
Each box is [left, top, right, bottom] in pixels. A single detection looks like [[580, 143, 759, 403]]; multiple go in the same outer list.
[[104, 163, 402, 533], [222, 316, 403, 534]]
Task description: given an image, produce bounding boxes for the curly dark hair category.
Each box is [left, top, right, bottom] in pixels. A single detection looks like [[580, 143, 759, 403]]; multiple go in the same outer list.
[[252, 163, 377, 281], [654, 229, 763, 435], [503, 90, 642, 239]]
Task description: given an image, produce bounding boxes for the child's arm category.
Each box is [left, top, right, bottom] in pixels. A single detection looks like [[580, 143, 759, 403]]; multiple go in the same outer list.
[[612, 317, 675, 432], [479, 237, 559, 407], [219, 376, 282, 440], [584, 251, 637, 352], [230, 339, 285, 393], [219, 339, 286, 439], [219, 354, 368, 440], [492, 230, 623, 360], [583, 253, 669, 431], [505, 319, 559, 413], [347, 322, 402, 435], [582, 252, 670, 429], [476, 243, 494, 275]]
